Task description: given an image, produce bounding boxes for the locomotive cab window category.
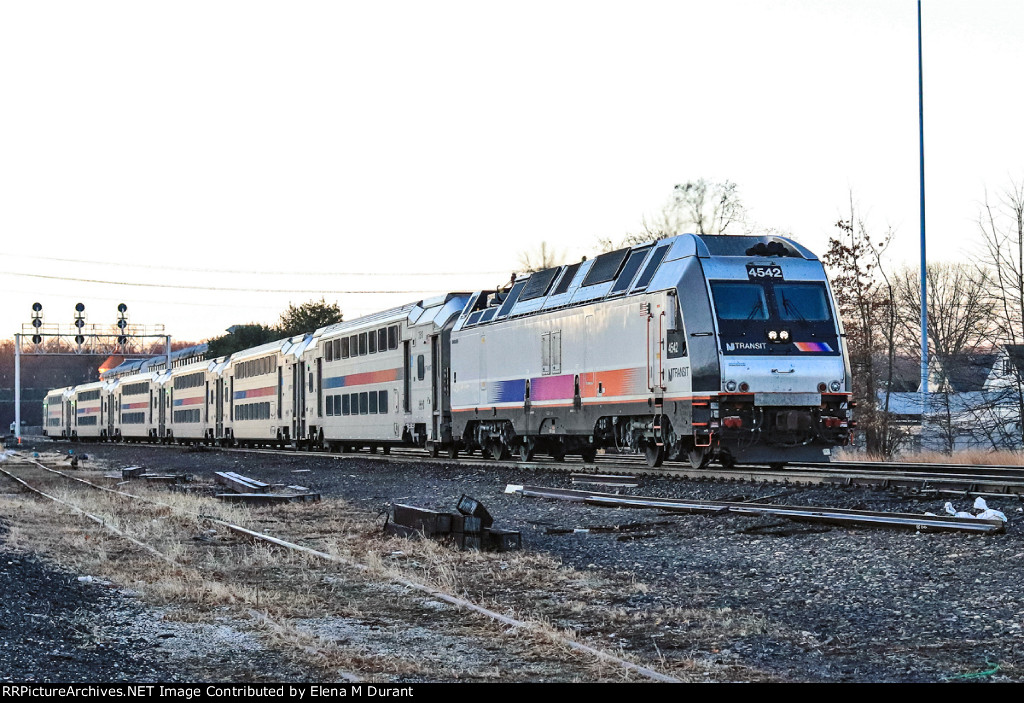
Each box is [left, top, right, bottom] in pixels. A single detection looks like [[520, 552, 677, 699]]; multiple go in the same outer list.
[[710, 283, 769, 320], [776, 283, 832, 321]]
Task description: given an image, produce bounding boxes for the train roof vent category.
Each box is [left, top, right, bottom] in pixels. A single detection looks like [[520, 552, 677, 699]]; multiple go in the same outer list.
[[745, 241, 793, 257], [519, 267, 560, 302], [582, 248, 629, 286], [551, 262, 582, 296]]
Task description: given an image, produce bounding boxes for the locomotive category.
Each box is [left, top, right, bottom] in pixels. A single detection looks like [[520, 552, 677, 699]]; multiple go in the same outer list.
[[44, 233, 851, 468]]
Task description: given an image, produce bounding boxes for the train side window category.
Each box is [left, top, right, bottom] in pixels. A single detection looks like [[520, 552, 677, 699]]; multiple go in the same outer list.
[[325, 342, 333, 362], [350, 335, 358, 356], [378, 390, 388, 414], [359, 392, 368, 414], [378, 329, 388, 352], [341, 338, 350, 358], [359, 333, 368, 355], [342, 395, 350, 415], [368, 331, 377, 354], [667, 299, 687, 358], [326, 396, 334, 416], [417, 355, 425, 381], [388, 326, 398, 350], [368, 392, 378, 414]]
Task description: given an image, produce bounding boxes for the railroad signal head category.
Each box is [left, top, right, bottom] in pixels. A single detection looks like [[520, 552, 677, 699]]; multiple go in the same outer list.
[[32, 318, 42, 328], [118, 335, 127, 345], [32, 302, 42, 313], [117, 303, 127, 313], [32, 335, 42, 344], [117, 318, 127, 329], [74, 334, 85, 345], [74, 318, 85, 328], [75, 302, 85, 313]]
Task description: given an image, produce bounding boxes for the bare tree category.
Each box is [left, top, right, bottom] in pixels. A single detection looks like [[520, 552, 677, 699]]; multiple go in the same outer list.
[[615, 178, 747, 248], [893, 263, 995, 361], [823, 196, 904, 456], [977, 180, 1024, 447], [517, 241, 566, 272]]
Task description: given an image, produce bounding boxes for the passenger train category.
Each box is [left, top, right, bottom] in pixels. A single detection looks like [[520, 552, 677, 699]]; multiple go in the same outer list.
[[43, 234, 852, 468]]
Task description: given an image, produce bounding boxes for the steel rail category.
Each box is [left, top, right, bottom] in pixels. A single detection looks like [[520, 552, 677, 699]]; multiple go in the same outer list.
[[507, 485, 1007, 535]]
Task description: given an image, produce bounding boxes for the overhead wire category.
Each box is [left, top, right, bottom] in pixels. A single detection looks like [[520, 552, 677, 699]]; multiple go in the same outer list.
[[4, 252, 507, 278], [1, 271, 453, 294]]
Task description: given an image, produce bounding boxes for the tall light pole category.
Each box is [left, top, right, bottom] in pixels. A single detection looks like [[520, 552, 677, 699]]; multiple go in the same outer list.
[[918, 0, 929, 438]]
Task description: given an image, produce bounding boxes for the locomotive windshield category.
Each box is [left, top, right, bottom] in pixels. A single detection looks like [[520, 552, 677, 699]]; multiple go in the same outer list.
[[711, 282, 769, 320], [776, 283, 831, 321], [709, 280, 838, 355]]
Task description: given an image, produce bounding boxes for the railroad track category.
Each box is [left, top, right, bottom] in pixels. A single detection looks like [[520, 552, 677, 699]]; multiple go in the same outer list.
[[30, 437, 1024, 497]]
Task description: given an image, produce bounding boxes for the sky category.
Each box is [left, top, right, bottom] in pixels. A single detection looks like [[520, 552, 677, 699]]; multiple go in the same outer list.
[[2, 0, 1024, 344]]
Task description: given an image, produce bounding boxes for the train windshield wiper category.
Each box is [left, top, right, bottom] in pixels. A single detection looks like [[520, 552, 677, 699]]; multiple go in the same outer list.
[[782, 297, 809, 325], [746, 300, 765, 320]]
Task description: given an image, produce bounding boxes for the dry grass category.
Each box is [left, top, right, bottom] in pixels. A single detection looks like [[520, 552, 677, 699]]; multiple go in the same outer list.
[[836, 448, 1024, 466]]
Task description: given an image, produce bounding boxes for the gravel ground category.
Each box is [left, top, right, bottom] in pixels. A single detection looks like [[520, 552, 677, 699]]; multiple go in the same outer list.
[[0, 521, 321, 683], [7, 439, 1024, 682]]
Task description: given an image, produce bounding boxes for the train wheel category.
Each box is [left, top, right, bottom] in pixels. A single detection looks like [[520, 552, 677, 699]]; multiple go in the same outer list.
[[644, 443, 665, 468], [487, 441, 505, 461], [518, 442, 534, 462], [447, 444, 459, 460], [382, 446, 391, 455], [429, 443, 440, 458], [580, 447, 597, 463], [687, 447, 710, 469]]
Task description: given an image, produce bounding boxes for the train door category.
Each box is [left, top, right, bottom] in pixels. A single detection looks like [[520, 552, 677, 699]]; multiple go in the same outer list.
[[158, 386, 167, 439], [646, 296, 667, 397], [315, 358, 322, 421], [215, 378, 224, 438], [430, 335, 440, 441], [64, 399, 72, 437], [292, 361, 306, 442], [403, 340, 412, 413], [106, 393, 115, 438]]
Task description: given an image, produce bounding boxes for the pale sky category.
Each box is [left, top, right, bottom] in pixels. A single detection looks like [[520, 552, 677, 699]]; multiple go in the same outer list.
[[3, 1, 1023, 344]]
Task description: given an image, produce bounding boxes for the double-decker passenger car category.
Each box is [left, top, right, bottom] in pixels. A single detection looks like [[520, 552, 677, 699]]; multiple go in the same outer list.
[[112, 371, 164, 442], [166, 359, 217, 443], [42, 387, 73, 438], [301, 294, 470, 452]]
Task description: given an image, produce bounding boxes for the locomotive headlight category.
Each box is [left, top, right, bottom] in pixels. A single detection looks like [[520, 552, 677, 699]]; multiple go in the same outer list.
[[830, 380, 842, 392], [767, 330, 778, 340], [725, 380, 737, 392], [779, 330, 790, 341]]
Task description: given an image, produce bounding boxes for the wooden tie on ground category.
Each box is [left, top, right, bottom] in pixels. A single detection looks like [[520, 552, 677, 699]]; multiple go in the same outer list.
[[386, 495, 521, 551], [213, 471, 320, 504]]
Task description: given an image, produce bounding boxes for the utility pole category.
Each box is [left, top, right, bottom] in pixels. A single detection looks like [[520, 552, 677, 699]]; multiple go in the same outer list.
[[918, 0, 929, 442]]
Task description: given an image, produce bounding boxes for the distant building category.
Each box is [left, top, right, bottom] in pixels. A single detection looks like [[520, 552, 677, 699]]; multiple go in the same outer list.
[[880, 345, 1024, 452]]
